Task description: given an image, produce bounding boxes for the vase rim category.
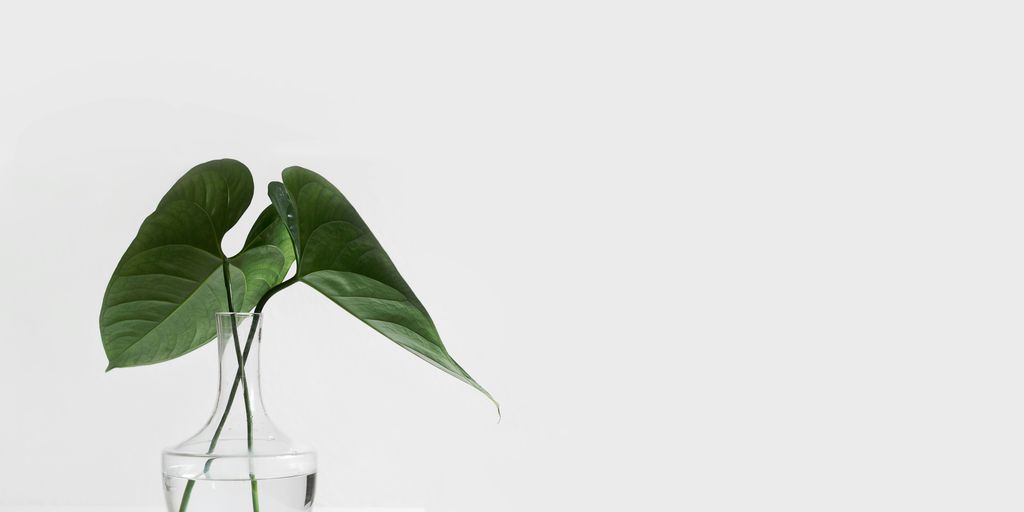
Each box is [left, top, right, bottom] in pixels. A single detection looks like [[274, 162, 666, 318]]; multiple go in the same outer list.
[[215, 311, 262, 318]]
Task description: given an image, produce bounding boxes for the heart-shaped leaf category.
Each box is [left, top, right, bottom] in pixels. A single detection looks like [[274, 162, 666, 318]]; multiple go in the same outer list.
[[100, 159, 294, 369], [272, 166, 496, 409]]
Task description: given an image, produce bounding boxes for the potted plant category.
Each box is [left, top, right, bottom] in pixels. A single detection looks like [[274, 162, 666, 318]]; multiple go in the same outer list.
[[99, 159, 495, 511]]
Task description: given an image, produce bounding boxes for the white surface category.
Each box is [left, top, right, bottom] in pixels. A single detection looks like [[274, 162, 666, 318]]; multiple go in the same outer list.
[[0, 509, 418, 512], [1, 1, 1023, 511]]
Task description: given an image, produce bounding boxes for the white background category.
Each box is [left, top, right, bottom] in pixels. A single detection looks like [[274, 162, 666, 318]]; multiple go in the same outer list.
[[0, 1, 1021, 510]]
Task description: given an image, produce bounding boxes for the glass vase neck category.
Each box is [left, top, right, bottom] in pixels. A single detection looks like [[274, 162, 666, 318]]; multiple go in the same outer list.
[[214, 312, 266, 419]]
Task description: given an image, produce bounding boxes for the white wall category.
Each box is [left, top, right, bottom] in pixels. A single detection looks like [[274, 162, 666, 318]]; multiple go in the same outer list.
[[1, 1, 1022, 510]]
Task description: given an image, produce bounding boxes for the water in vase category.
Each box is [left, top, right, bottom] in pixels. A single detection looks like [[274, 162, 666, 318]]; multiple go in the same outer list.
[[164, 473, 316, 512]]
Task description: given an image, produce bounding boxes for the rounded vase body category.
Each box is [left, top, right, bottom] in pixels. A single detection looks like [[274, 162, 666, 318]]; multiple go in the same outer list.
[[162, 313, 316, 511]]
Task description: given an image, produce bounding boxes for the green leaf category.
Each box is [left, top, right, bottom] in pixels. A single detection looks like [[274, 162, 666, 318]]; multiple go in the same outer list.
[[157, 159, 254, 243], [100, 160, 294, 369], [229, 205, 296, 312], [276, 166, 496, 409], [268, 181, 301, 260]]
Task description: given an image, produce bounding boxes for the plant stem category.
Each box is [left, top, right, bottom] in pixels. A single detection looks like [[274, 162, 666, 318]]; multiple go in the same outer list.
[[225, 276, 259, 512], [178, 480, 194, 511], [251, 476, 261, 512], [177, 272, 297, 511]]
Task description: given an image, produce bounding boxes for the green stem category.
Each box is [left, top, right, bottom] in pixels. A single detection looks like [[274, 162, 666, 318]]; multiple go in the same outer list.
[[251, 475, 261, 512], [225, 270, 259, 512], [177, 272, 297, 512], [179, 480, 195, 511]]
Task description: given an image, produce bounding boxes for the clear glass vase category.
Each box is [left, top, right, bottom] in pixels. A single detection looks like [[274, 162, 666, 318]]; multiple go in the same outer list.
[[162, 313, 317, 511]]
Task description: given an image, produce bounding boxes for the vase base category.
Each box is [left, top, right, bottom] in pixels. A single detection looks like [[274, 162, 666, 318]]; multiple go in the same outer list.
[[163, 473, 316, 512]]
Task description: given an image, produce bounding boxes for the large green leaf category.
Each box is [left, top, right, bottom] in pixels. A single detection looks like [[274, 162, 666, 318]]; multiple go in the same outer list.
[[229, 205, 296, 312], [100, 159, 294, 369], [272, 166, 496, 408]]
